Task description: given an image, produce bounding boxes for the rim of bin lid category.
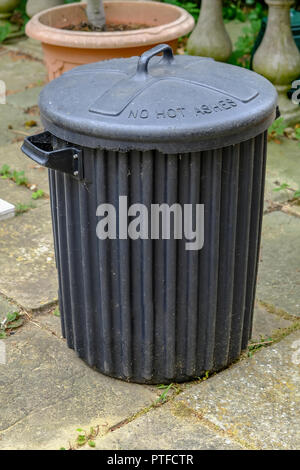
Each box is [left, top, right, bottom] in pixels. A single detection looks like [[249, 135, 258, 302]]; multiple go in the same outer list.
[[39, 44, 278, 153]]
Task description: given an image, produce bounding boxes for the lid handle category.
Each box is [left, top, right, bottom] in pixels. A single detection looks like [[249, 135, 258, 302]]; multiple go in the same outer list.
[[136, 44, 174, 79]]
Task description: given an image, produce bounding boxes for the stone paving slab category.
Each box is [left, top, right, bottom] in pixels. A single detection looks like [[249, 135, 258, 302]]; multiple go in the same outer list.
[[0, 51, 46, 94], [3, 38, 44, 61], [34, 309, 62, 338], [264, 181, 292, 209], [0, 142, 49, 194], [281, 201, 300, 219], [0, 104, 42, 147], [0, 295, 19, 323], [176, 331, 300, 450], [0, 322, 157, 450], [22, 301, 296, 451], [92, 402, 243, 451], [7, 86, 43, 110], [257, 212, 300, 317], [251, 302, 293, 341], [0, 177, 48, 210], [264, 140, 300, 209], [0, 203, 57, 310]]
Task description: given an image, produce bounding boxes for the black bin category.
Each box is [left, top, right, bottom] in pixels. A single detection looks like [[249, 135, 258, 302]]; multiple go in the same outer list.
[[22, 45, 277, 384]]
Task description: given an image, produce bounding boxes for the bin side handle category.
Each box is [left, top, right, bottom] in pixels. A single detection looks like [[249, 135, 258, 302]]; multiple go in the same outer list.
[[21, 131, 83, 179]]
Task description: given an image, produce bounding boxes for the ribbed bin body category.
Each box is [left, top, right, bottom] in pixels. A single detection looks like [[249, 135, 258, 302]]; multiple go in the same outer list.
[[48, 131, 267, 384]]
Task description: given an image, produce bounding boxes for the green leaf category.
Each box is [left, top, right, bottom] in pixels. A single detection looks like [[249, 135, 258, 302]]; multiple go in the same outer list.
[[157, 383, 173, 403], [6, 312, 18, 323], [273, 183, 289, 192], [32, 189, 44, 200], [0, 164, 10, 175], [268, 117, 287, 136], [77, 434, 87, 446], [53, 308, 60, 317], [12, 170, 28, 186], [88, 441, 96, 448], [8, 318, 24, 330], [0, 22, 11, 43], [15, 203, 34, 215], [293, 190, 300, 199]]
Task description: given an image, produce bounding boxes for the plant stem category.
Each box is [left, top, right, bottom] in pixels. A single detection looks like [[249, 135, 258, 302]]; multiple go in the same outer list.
[[86, 0, 106, 29]]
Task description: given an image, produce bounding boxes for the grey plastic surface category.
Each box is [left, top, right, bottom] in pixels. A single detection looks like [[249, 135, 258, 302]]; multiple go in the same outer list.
[[48, 131, 267, 383], [39, 45, 277, 153]]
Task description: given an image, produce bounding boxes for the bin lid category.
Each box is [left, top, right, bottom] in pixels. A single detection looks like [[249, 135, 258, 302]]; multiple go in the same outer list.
[[39, 44, 278, 153]]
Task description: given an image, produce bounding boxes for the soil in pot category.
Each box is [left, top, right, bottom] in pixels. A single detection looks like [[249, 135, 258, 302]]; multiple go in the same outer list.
[[63, 22, 151, 32]]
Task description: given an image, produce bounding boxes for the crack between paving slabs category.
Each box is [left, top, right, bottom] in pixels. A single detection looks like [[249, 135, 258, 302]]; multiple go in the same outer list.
[[257, 300, 300, 322], [264, 202, 300, 218], [86, 387, 253, 451]]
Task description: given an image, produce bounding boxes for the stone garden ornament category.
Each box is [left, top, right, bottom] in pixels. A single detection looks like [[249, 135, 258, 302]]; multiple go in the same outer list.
[[253, 0, 300, 125], [26, 0, 64, 18], [187, 0, 232, 62]]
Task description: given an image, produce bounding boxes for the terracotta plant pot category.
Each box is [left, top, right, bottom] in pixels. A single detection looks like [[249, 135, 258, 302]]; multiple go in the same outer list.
[[26, 1, 195, 80]]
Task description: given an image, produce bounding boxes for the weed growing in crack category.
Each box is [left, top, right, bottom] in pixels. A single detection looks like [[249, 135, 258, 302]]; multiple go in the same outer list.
[[74, 426, 99, 449], [15, 203, 36, 215], [248, 336, 274, 357], [156, 383, 181, 404], [32, 189, 44, 200], [0, 311, 24, 338], [0, 165, 28, 186], [273, 182, 300, 201], [53, 308, 60, 318]]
